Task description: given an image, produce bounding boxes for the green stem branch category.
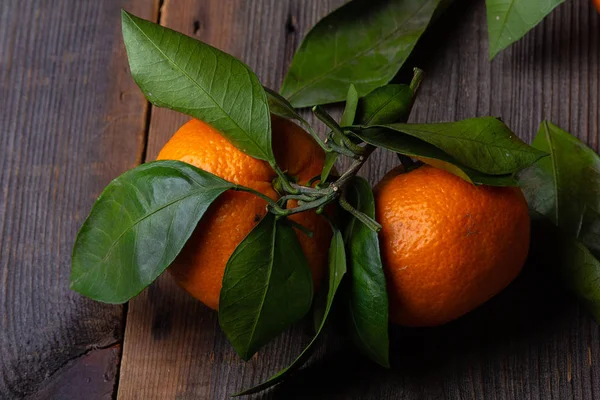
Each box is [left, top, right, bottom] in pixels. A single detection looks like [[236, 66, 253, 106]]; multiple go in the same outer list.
[[278, 194, 315, 204], [333, 145, 376, 190], [326, 141, 360, 158], [270, 194, 334, 217], [409, 68, 424, 98], [289, 183, 332, 196], [301, 121, 330, 153], [271, 163, 299, 194], [339, 195, 382, 232], [263, 68, 424, 220], [232, 186, 289, 216]]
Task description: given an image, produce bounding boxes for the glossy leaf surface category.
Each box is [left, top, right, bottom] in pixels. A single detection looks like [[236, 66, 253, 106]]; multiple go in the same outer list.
[[71, 161, 233, 303], [486, 0, 563, 59], [280, 0, 440, 107], [358, 117, 546, 175], [353, 128, 519, 186], [345, 177, 389, 367], [235, 230, 347, 395], [122, 11, 274, 162], [219, 214, 314, 360]]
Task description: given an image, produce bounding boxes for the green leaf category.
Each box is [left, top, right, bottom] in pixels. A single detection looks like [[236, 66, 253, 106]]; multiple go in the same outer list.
[[321, 85, 358, 183], [71, 161, 233, 303], [235, 229, 347, 396], [121, 10, 274, 162], [340, 84, 359, 127], [344, 177, 389, 367], [519, 122, 600, 322], [280, 0, 441, 107], [219, 214, 314, 361], [321, 153, 339, 184], [264, 86, 306, 122], [357, 117, 546, 175], [486, 0, 564, 59], [530, 216, 600, 322], [518, 121, 600, 238], [356, 84, 413, 125], [578, 207, 600, 260], [353, 128, 519, 186]]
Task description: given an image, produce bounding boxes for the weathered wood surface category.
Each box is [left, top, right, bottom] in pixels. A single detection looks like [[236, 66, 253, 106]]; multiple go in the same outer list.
[[117, 2, 348, 398], [0, 0, 155, 398], [2, 0, 600, 399], [118, 0, 600, 399]]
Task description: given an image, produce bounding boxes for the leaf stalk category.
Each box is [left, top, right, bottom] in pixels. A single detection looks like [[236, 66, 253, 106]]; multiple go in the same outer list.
[[339, 195, 382, 232]]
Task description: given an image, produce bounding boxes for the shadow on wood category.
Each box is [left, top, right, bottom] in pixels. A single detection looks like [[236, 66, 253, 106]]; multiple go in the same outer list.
[[264, 258, 577, 399]]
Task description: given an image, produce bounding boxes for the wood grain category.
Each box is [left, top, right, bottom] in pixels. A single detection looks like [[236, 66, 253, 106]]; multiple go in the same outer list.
[[27, 345, 121, 400], [117, 0, 600, 399], [0, 0, 156, 398], [0, 0, 585, 398]]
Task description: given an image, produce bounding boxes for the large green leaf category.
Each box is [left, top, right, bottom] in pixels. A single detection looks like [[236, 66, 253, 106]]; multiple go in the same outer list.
[[344, 177, 389, 367], [486, 0, 564, 59], [353, 128, 518, 186], [121, 11, 274, 162], [519, 121, 600, 322], [356, 84, 413, 125], [280, 0, 441, 107], [71, 161, 233, 303], [235, 229, 347, 396], [357, 117, 546, 175], [354, 81, 519, 185], [518, 121, 600, 238], [219, 214, 314, 361]]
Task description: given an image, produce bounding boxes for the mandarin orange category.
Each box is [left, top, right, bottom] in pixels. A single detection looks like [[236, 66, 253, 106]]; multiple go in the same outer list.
[[157, 116, 330, 310], [375, 165, 530, 327]]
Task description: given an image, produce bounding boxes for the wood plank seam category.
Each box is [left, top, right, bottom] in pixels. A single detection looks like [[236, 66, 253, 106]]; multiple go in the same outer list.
[[113, 0, 165, 399]]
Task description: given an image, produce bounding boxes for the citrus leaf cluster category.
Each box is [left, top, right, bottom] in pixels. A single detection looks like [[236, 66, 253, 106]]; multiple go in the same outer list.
[[71, 11, 552, 397]]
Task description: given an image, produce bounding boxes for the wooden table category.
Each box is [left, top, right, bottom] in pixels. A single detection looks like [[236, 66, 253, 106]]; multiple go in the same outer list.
[[1, 0, 599, 398]]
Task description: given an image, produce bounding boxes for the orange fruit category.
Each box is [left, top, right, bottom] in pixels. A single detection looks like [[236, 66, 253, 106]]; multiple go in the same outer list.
[[374, 165, 530, 327], [595, 0, 600, 13], [157, 116, 331, 310]]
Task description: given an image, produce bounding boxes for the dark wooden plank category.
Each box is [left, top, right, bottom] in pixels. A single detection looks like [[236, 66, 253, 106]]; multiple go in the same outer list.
[[0, 0, 157, 398], [118, 0, 600, 399], [28, 345, 121, 400]]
